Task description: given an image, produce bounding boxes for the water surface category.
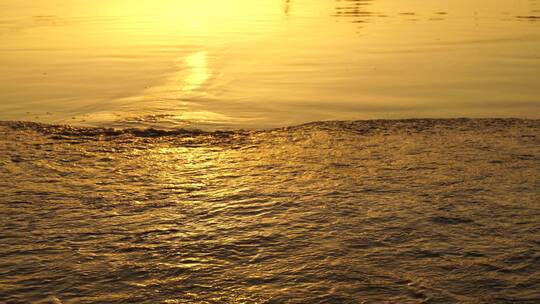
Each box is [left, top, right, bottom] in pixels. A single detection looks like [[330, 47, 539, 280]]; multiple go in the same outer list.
[[1, 119, 539, 303], [1, 0, 539, 128]]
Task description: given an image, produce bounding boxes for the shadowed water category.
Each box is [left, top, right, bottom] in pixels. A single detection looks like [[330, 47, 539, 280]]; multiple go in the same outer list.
[[1, 119, 539, 303], [0, 0, 539, 128]]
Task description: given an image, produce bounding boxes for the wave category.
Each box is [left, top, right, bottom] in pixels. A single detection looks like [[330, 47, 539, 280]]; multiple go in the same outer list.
[[1, 118, 537, 139]]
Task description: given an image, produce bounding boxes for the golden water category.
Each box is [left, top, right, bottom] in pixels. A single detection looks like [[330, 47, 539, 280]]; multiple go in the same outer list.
[[1, 0, 539, 128], [1, 119, 539, 303], [1, 2, 540, 303]]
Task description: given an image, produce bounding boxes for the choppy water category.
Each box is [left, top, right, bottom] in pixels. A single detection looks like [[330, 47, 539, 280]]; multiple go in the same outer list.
[[1, 119, 539, 303], [1, 0, 540, 128]]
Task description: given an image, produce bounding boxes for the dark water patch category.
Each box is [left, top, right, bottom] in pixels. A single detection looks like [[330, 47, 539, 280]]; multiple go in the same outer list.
[[516, 15, 540, 20], [333, 0, 376, 26], [1, 120, 239, 138]]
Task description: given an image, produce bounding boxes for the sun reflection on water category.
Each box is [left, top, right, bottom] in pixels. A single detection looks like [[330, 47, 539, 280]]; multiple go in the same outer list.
[[102, 50, 234, 127], [1, 0, 539, 127], [182, 51, 211, 94]]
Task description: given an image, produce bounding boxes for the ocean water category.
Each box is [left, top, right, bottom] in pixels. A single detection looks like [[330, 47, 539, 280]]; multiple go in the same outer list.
[[1, 119, 539, 303], [0, 0, 539, 129], [1, 1, 540, 303]]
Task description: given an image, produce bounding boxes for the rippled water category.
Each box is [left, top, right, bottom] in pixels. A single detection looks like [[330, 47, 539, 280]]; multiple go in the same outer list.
[[1, 1, 540, 302], [1, 0, 539, 128], [1, 119, 539, 303]]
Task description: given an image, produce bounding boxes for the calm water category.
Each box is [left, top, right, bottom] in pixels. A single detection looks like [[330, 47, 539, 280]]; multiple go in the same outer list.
[[1, 0, 539, 129], [1, 119, 539, 303]]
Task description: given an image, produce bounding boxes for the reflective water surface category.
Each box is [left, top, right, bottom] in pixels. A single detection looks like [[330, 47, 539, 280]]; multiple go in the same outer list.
[[1, 0, 539, 128], [2, 2, 539, 303], [1, 119, 539, 303]]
